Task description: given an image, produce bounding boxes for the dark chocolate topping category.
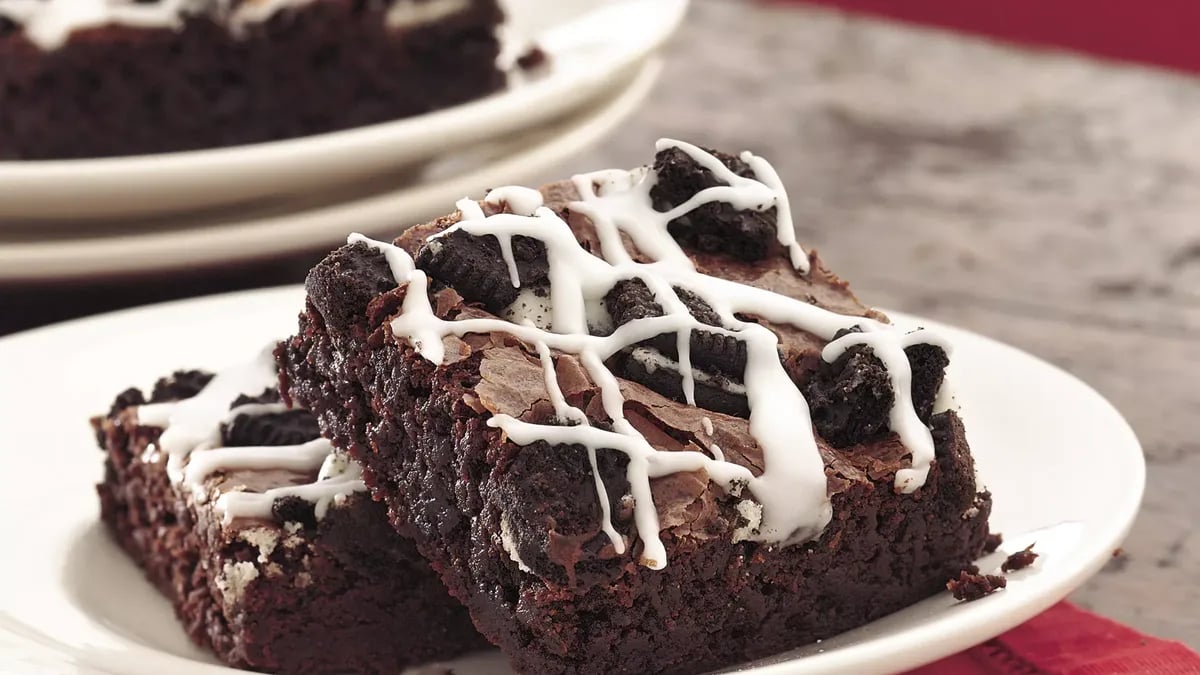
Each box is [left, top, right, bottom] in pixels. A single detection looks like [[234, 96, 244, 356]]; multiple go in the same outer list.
[[150, 370, 215, 403], [416, 230, 549, 315], [221, 408, 322, 448], [305, 242, 399, 333], [271, 495, 319, 529], [230, 388, 280, 408], [650, 146, 779, 262]]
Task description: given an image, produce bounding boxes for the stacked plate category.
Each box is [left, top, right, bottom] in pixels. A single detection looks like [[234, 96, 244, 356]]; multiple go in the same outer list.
[[0, 0, 686, 281]]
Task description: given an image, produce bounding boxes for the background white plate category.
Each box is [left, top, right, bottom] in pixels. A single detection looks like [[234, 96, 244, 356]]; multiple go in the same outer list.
[[0, 288, 1144, 675], [0, 59, 660, 281], [0, 0, 686, 222]]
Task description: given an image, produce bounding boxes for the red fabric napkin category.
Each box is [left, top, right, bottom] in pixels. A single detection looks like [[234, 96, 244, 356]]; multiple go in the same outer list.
[[774, 0, 1200, 74], [909, 602, 1200, 674]]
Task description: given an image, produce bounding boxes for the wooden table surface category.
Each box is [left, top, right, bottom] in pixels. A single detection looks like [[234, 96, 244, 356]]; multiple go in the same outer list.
[[566, 0, 1198, 646], [3, 0, 1196, 648]]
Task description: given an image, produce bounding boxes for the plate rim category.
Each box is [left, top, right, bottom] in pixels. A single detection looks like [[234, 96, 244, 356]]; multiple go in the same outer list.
[[0, 58, 662, 282], [0, 0, 688, 221], [0, 289, 1146, 675]]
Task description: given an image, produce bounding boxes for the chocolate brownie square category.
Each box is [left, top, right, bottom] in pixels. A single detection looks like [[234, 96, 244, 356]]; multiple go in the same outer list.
[[94, 350, 486, 673], [278, 140, 993, 673]]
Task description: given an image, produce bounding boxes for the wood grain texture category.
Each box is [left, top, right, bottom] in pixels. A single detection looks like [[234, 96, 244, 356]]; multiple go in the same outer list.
[[559, 0, 1199, 646]]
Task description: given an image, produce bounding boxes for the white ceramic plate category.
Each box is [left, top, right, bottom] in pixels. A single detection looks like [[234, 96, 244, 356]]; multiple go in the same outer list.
[[0, 0, 687, 222], [0, 289, 1144, 675], [0, 58, 660, 282]]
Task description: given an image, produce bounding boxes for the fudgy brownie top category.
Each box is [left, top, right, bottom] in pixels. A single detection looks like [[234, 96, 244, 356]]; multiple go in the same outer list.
[[303, 139, 970, 571]]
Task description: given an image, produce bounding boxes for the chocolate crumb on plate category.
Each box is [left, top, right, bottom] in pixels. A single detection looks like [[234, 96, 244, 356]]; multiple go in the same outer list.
[[1001, 544, 1039, 573], [516, 45, 549, 70], [947, 571, 1007, 602]]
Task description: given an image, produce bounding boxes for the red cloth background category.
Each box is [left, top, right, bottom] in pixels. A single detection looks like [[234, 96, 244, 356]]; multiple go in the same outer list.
[[911, 602, 1200, 674], [781, 0, 1200, 74]]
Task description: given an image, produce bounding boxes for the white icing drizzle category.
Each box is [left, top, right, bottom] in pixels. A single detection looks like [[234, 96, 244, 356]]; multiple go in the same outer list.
[[133, 344, 365, 524], [484, 185, 545, 217], [531, 338, 624, 552], [217, 446, 366, 521], [699, 415, 725, 461], [629, 346, 746, 396], [360, 140, 951, 569]]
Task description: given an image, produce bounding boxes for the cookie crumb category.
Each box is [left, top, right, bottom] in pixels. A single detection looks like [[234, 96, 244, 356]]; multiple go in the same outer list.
[[516, 45, 548, 70], [947, 571, 1006, 601], [1001, 544, 1038, 573]]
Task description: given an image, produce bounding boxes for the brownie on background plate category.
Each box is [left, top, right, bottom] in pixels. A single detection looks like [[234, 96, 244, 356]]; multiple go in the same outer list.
[[278, 139, 994, 674], [0, 0, 504, 159], [93, 349, 486, 674]]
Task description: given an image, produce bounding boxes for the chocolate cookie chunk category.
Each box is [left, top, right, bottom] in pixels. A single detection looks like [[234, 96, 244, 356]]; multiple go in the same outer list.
[[493, 440, 630, 587], [805, 339, 894, 447], [107, 387, 147, 418], [416, 231, 550, 315], [604, 278, 747, 380], [222, 409, 322, 448], [305, 242, 400, 333], [906, 342, 950, 422], [609, 349, 750, 418], [150, 370, 216, 404], [271, 495, 319, 529], [650, 147, 778, 262], [805, 329, 949, 447], [230, 388, 280, 409]]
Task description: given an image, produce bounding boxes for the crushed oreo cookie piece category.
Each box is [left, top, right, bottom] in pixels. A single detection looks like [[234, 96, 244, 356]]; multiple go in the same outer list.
[[495, 441, 630, 586], [222, 409, 321, 448], [604, 278, 747, 382], [947, 570, 1006, 602], [416, 231, 550, 315], [230, 388, 281, 409], [906, 342, 949, 423], [611, 350, 750, 418], [108, 387, 147, 418], [805, 329, 950, 447], [1001, 544, 1038, 573], [272, 495, 318, 529], [605, 278, 663, 326], [150, 370, 215, 403], [650, 146, 778, 261], [305, 242, 399, 333], [804, 328, 893, 447]]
